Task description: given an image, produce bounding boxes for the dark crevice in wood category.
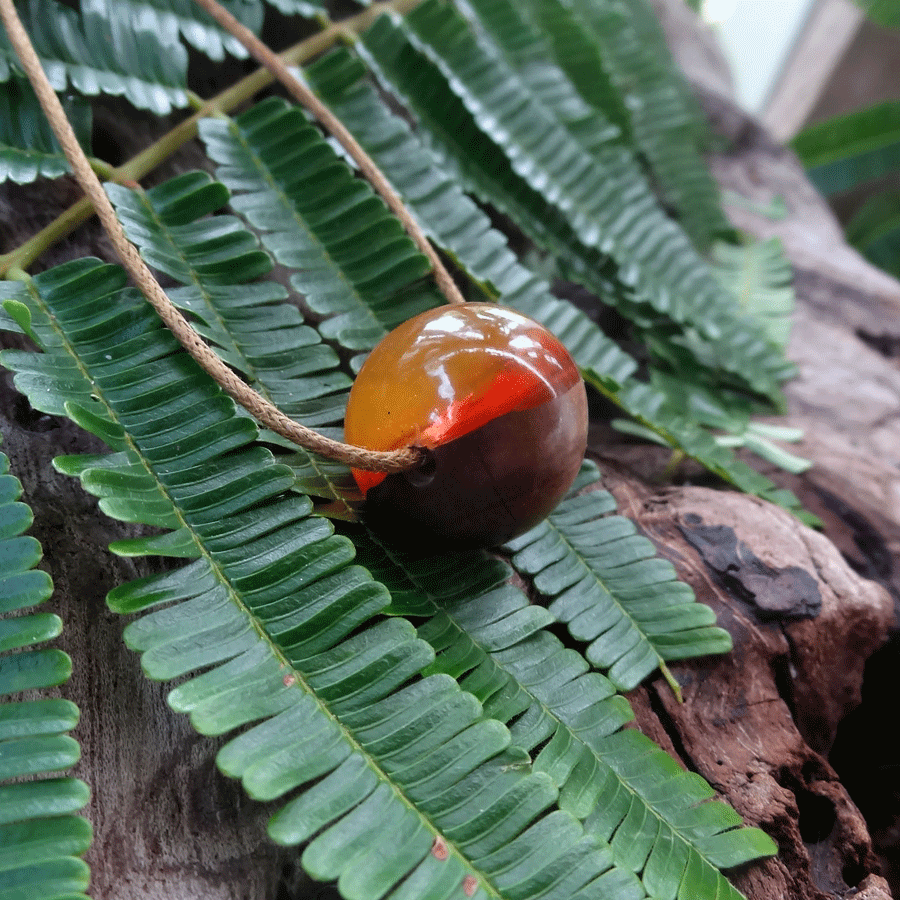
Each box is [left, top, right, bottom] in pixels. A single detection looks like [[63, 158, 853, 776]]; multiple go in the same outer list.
[[644, 678, 703, 777], [771, 644, 799, 725], [811, 484, 896, 593], [857, 329, 900, 361]]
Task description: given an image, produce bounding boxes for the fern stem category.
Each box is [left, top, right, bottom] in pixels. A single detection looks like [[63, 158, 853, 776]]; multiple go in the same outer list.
[[0, 0, 425, 476], [190, 0, 465, 308], [0, 0, 419, 276], [88, 157, 116, 180]]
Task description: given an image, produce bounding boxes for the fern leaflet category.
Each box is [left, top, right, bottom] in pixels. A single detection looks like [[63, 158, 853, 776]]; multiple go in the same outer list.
[[0, 74, 92, 185], [0, 0, 188, 114], [0, 445, 92, 900]]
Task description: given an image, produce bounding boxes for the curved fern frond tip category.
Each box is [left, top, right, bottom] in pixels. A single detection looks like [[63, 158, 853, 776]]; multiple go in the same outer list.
[[504, 462, 732, 696], [0, 447, 92, 900]]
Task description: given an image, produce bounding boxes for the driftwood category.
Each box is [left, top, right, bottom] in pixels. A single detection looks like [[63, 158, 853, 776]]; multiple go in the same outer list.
[[595, 463, 894, 900], [2, 4, 900, 898], [636, 3, 900, 897]]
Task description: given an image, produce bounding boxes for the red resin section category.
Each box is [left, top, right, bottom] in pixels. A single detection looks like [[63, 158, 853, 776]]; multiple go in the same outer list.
[[345, 304, 582, 494]]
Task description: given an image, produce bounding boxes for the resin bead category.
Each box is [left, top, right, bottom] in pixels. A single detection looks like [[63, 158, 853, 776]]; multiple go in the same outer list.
[[344, 303, 588, 549]]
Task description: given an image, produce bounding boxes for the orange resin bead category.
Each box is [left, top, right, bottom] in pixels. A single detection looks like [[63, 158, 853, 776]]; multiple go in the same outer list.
[[344, 304, 588, 549]]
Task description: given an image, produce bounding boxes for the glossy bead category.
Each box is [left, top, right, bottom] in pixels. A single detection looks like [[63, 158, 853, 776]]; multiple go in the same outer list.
[[344, 303, 588, 549], [345, 303, 587, 549]]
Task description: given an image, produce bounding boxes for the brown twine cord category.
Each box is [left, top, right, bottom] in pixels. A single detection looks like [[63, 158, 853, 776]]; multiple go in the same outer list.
[[191, 0, 467, 309], [0, 0, 427, 474]]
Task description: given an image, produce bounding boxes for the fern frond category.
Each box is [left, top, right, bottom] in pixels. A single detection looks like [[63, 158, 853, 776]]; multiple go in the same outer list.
[[558, 0, 730, 249], [711, 239, 795, 350], [102, 169, 756, 884], [452, 0, 624, 162], [0, 447, 92, 900], [357, 4, 789, 402], [115, 0, 264, 61], [398, 0, 782, 392], [352, 479, 776, 900], [2, 258, 666, 900], [105, 171, 354, 497], [110, 1, 325, 60], [505, 461, 731, 692], [491, 0, 631, 137], [454, 0, 728, 251], [198, 98, 441, 371], [0, 0, 188, 114], [0, 75, 92, 185]]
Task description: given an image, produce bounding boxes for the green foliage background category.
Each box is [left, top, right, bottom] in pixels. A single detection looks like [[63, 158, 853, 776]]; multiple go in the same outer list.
[[793, 5, 900, 280], [0, 1, 800, 898]]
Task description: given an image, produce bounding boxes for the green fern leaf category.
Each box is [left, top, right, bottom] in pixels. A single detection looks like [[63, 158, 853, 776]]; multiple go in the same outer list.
[[0, 0, 188, 114], [357, 5, 790, 403], [792, 100, 900, 197], [453, 0, 624, 160], [505, 461, 731, 691], [104, 171, 355, 496], [491, 0, 631, 138], [102, 176, 748, 896], [2, 258, 662, 900], [0, 447, 92, 900], [198, 98, 441, 370], [352, 485, 775, 900], [0, 75, 92, 185], [109, 1, 326, 61], [0, 4, 801, 896]]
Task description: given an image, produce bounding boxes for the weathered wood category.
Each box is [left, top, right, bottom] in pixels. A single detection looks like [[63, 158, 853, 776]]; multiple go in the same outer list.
[[597, 465, 893, 900], [629, 4, 900, 896], [760, 0, 864, 142]]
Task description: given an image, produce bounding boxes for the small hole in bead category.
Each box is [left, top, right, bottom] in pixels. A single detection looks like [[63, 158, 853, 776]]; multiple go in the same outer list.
[[404, 448, 437, 487]]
